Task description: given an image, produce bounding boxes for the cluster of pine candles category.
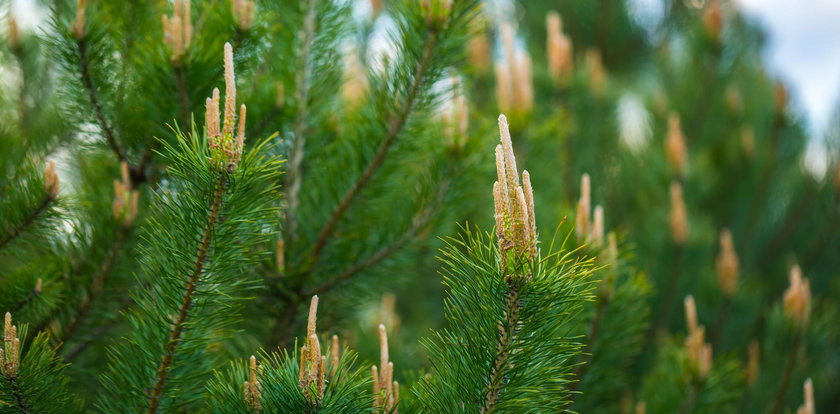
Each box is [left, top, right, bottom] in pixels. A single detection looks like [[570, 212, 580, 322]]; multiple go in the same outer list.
[[1, 0, 839, 412]]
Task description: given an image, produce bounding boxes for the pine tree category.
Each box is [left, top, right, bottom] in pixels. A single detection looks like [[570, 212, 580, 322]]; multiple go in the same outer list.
[[1, 0, 839, 412]]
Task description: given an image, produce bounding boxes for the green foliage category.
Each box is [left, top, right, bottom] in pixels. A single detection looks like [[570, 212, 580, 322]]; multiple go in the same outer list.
[[95, 129, 281, 412], [641, 339, 743, 414], [206, 346, 371, 413], [0, 326, 82, 414], [411, 229, 593, 412]]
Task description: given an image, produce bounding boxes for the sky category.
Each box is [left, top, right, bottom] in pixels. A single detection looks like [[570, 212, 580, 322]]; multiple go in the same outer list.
[[736, 0, 840, 137]]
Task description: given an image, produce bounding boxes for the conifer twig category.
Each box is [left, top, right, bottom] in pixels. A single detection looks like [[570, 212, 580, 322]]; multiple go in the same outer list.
[[308, 32, 439, 266], [56, 226, 129, 354], [481, 278, 523, 413], [146, 176, 227, 414], [770, 333, 802, 414], [0, 194, 54, 251], [76, 38, 126, 164], [284, 0, 318, 239]]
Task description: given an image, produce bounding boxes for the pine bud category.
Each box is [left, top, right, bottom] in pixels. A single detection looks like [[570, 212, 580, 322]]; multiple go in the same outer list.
[[741, 125, 755, 158], [665, 112, 687, 176], [590, 205, 604, 247], [275, 82, 285, 109], [833, 163, 840, 193], [8, 15, 19, 50], [370, 0, 385, 16], [468, 32, 490, 73], [231, 0, 256, 31], [774, 80, 788, 116], [307, 295, 319, 339], [372, 365, 381, 407], [35, 278, 43, 294], [442, 77, 469, 150], [72, 0, 86, 39], [275, 239, 285, 272], [330, 335, 340, 379], [162, 0, 192, 64], [585, 48, 607, 94], [1, 312, 20, 376], [725, 84, 742, 115], [684, 296, 712, 378], [420, 0, 451, 27], [702, 0, 723, 42], [715, 229, 739, 296], [546, 12, 573, 83], [746, 340, 760, 386], [373, 324, 397, 412], [635, 401, 646, 414], [112, 161, 139, 226], [493, 115, 538, 261], [669, 181, 688, 244], [576, 173, 591, 240], [205, 43, 246, 172], [342, 51, 368, 108], [783, 265, 810, 328], [243, 355, 262, 411], [44, 160, 60, 199], [797, 378, 814, 414], [379, 293, 400, 333], [496, 23, 533, 117]]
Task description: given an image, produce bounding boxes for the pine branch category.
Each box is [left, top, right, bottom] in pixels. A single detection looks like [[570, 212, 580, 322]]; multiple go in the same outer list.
[[308, 31, 439, 266], [770, 333, 802, 414], [146, 175, 227, 414], [568, 293, 610, 399], [0, 194, 54, 251], [76, 37, 126, 164], [5, 375, 33, 413], [481, 277, 523, 413], [307, 207, 432, 296], [55, 226, 129, 352], [284, 0, 318, 238]]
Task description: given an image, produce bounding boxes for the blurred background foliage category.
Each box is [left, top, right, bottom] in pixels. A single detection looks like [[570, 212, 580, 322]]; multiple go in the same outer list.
[[0, 0, 838, 412]]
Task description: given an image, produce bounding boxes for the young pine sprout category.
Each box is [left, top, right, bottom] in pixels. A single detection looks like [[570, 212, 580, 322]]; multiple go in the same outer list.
[[7, 14, 19, 49], [575, 173, 591, 240], [585, 48, 607, 93], [741, 125, 756, 158], [665, 112, 688, 176], [162, 0, 192, 64], [231, 0, 256, 31], [702, 0, 723, 42], [684, 296, 712, 379], [372, 324, 398, 413], [112, 161, 139, 226], [796, 378, 814, 414], [298, 296, 327, 404], [546, 12, 573, 82], [205, 43, 247, 173], [495, 23, 533, 116], [243, 355, 262, 411], [783, 265, 811, 328], [494, 114, 538, 264], [669, 181, 689, 244], [44, 160, 60, 199], [1, 312, 21, 377], [591, 205, 605, 247], [72, 0, 85, 39], [715, 229, 739, 297], [746, 340, 760, 386]]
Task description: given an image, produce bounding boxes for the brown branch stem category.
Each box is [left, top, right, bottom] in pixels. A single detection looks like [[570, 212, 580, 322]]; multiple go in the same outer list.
[[0, 194, 54, 251], [77, 38, 126, 163], [146, 175, 227, 414], [307, 31, 439, 267], [481, 276, 524, 413]]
